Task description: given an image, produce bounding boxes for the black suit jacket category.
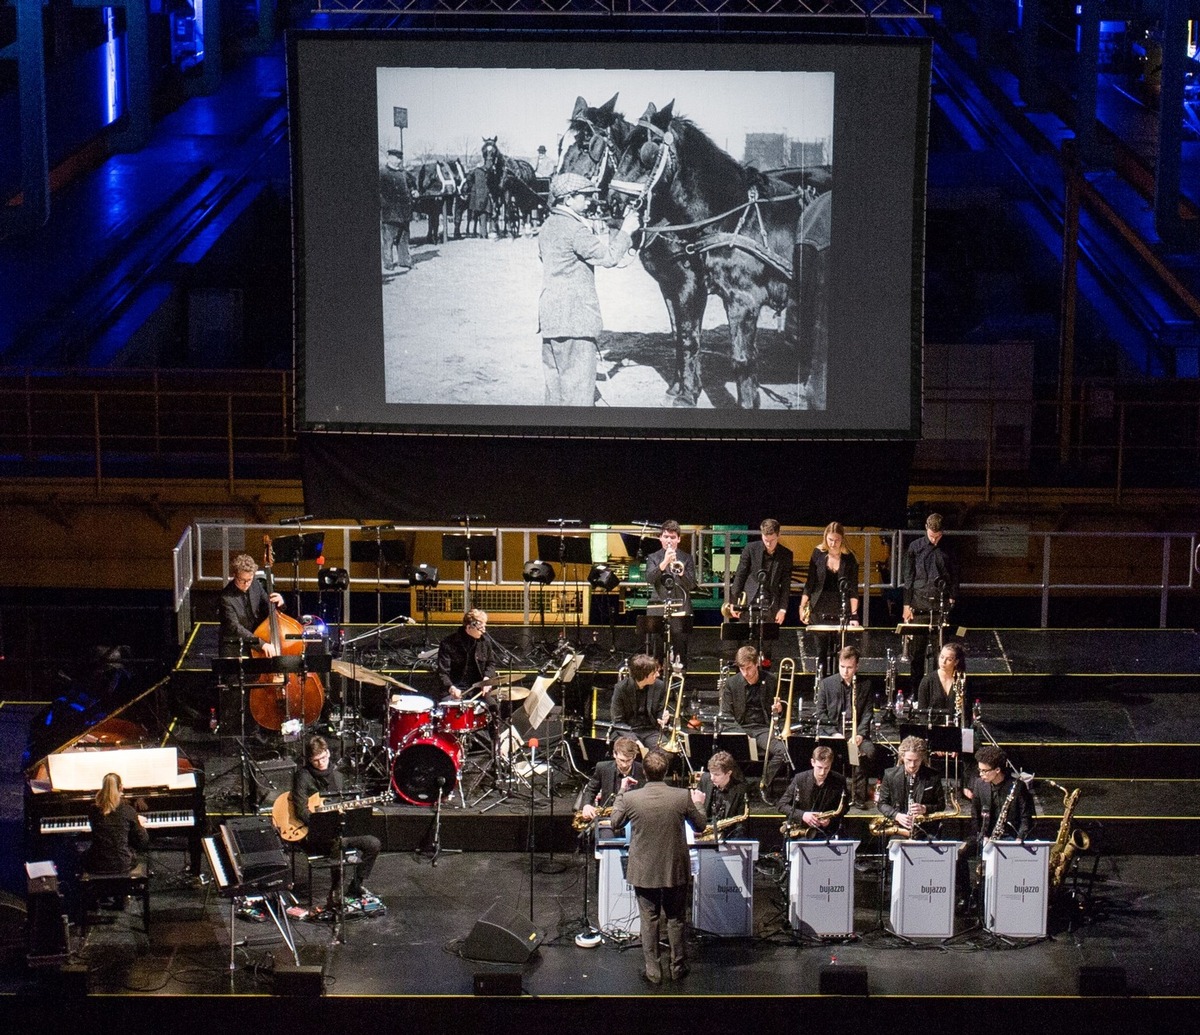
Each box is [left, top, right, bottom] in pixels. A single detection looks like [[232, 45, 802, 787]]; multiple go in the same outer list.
[[816, 674, 873, 737], [696, 771, 749, 835], [609, 781, 707, 889], [777, 770, 848, 838], [576, 758, 645, 811], [720, 669, 777, 733], [218, 577, 272, 656], [436, 628, 498, 694], [730, 540, 794, 617], [610, 675, 667, 731], [970, 774, 1036, 841], [644, 548, 697, 615], [877, 764, 946, 821], [802, 548, 859, 619]]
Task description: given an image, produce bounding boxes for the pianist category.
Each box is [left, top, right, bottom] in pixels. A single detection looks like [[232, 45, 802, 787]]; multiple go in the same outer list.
[[83, 772, 148, 905], [291, 736, 381, 907], [218, 553, 286, 658]]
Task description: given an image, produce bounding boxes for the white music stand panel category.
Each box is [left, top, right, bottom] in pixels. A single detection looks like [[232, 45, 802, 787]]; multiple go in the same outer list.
[[788, 839, 859, 937], [983, 840, 1051, 938], [888, 839, 960, 938], [595, 838, 638, 933], [692, 840, 758, 937]]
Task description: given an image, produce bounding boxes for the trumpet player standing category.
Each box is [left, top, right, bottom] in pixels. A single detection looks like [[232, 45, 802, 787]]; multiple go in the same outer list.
[[876, 735, 947, 835], [777, 745, 847, 839], [644, 520, 696, 670]]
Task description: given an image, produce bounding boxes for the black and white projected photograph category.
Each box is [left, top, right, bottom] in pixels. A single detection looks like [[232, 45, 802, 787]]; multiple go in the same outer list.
[[375, 68, 835, 414], [290, 33, 929, 438]]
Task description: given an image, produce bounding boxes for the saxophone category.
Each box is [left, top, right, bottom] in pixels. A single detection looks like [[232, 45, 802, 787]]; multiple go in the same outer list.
[[884, 648, 897, 713], [868, 791, 961, 838], [571, 806, 613, 832], [696, 803, 751, 842], [1045, 780, 1091, 888], [780, 789, 846, 839]]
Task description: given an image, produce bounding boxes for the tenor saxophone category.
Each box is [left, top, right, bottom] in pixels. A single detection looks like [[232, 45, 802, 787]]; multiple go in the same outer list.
[[696, 803, 751, 842], [781, 789, 847, 839], [571, 806, 613, 832], [1045, 780, 1091, 888], [868, 791, 961, 838]]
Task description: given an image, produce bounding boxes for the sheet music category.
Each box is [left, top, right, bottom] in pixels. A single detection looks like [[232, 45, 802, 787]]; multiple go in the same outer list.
[[46, 747, 193, 791]]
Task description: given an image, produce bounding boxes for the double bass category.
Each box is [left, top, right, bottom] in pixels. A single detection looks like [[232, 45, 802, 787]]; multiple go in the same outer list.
[[248, 535, 325, 730]]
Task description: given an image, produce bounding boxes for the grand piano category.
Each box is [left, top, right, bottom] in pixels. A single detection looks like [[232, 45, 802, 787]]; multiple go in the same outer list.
[[24, 668, 207, 875]]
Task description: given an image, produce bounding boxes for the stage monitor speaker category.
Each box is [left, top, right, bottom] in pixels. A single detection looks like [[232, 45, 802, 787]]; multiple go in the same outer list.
[[273, 963, 326, 997], [473, 972, 523, 996], [818, 964, 869, 996], [1078, 965, 1127, 997], [464, 901, 543, 963]]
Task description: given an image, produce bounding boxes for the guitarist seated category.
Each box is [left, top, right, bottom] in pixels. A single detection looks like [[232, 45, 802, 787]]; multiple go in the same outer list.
[[290, 736, 381, 906]]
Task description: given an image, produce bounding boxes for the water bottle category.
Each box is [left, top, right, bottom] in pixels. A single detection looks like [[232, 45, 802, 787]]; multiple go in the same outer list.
[[894, 690, 906, 719], [972, 698, 982, 723], [208, 707, 219, 733]]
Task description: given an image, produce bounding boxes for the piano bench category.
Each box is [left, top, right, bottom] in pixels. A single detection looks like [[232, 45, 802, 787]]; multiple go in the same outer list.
[[78, 863, 150, 935]]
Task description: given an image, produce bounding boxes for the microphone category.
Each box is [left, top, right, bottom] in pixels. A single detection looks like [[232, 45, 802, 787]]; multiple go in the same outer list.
[[279, 514, 314, 525]]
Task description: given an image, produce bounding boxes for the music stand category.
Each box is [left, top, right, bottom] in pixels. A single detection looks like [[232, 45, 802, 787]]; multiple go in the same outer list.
[[307, 805, 372, 945], [443, 534, 497, 612], [720, 621, 752, 642], [351, 535, 409, 652], [272, 533, 324, 615], [538, 534, 592, 646]]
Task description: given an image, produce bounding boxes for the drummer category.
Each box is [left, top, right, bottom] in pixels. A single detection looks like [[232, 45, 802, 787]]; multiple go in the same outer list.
[[436, 609, 500, 719]]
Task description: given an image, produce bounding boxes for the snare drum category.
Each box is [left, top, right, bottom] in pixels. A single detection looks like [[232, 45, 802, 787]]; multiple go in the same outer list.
[[391, 730, 461, 805], [437, 699, 489, 734], [387, 694, 435, 751]]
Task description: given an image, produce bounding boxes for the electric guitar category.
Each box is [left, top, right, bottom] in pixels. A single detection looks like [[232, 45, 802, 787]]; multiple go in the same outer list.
[[271, 789, 393, 842]]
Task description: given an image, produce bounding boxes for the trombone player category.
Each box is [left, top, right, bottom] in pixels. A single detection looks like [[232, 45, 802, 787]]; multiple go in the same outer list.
[[719, 645, 790, 803], [610, 653, 668, 750], [644, 520, 696, 670]]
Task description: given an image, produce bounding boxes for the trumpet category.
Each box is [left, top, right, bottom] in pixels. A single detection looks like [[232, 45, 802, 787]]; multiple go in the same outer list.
[[664, 549, 685, 577], [659, 660, 687, 754], [759, 657, 796, 796]]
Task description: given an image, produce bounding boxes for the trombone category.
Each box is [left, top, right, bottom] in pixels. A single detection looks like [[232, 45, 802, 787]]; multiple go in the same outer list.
[[759, 657, 796, 796], [659, 660, 687, 754]]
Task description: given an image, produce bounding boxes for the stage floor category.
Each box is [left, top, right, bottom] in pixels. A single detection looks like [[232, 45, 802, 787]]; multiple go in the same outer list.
[[5, 848, 1196, 999]]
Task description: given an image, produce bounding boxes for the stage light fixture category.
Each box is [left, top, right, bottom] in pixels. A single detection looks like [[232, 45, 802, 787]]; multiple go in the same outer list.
[[317, 566, 349, 591], [522, 560, 555, 585], [411, 563, 439, 587], [587, 564, 620, 593]]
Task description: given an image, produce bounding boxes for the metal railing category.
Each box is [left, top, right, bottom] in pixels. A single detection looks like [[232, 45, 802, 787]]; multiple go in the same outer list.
[[181, 521, 1198, 639]]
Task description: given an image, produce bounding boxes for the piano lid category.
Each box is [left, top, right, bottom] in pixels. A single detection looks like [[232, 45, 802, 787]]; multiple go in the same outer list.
[[23, 647, 175, 776]]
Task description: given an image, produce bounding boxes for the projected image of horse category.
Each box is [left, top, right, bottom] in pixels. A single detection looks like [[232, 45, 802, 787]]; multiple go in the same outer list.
[[481, 137, 539, 237], [560, 95, 710, 407], [410, 159, 466, 244], [608, 100, 830, 410]]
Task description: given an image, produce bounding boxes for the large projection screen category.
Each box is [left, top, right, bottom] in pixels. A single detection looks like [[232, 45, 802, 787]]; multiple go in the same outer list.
[[290, 31, 929, 439]]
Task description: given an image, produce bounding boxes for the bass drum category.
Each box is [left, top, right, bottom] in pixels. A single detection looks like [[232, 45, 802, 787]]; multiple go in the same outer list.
[[391, 731, 461, 806]]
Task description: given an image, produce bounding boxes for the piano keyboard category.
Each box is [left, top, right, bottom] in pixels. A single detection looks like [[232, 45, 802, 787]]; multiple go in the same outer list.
[[40, 809, 196, 835]]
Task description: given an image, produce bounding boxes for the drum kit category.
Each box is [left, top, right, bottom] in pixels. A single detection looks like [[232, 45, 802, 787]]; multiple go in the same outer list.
[[385, 677, 531, 806]]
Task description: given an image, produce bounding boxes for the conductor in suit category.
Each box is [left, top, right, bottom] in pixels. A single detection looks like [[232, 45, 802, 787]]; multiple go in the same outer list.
[[609, 748, 707, 985], [728, 518, 793, 626]]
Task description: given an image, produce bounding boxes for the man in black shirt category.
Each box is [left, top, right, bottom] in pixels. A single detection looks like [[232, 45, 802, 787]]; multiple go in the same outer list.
[[437, 609, 499, 712], [643, 520, 697, 669], [958, 744, 1035, 910], [575, 736, 644, 820], [291, 736, 382, 905], [691, 750, 749, 840], [610, 653, 668, 749], [777, 746, 848, 840], [217, 553, 284, 658], [815, 645, 876, 807], [902, 513, 959, 690], [728, 518, 794, 627]]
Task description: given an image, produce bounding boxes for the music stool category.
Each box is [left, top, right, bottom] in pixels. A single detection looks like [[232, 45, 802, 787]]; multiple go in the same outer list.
[[304, 850, 363, 910], [78, 862, 150, 934]]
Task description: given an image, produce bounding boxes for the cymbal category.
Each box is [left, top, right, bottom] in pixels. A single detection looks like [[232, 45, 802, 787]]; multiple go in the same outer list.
[[491, 685, 531, 702], [468, 674, 527, 691], [332, 659, 405, 689]]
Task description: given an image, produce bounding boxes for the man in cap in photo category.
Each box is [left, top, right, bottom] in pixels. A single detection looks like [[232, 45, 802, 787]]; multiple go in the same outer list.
[[537, 172, 640, 405]]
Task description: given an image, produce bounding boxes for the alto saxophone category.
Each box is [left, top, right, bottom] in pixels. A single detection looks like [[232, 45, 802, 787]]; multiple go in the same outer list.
[[868, 791, 961, 838], [1045, 780, 1091, 888], [781, 789, 846, 839], [571, 806, 613, 832], [696, 803, 751, 842]]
